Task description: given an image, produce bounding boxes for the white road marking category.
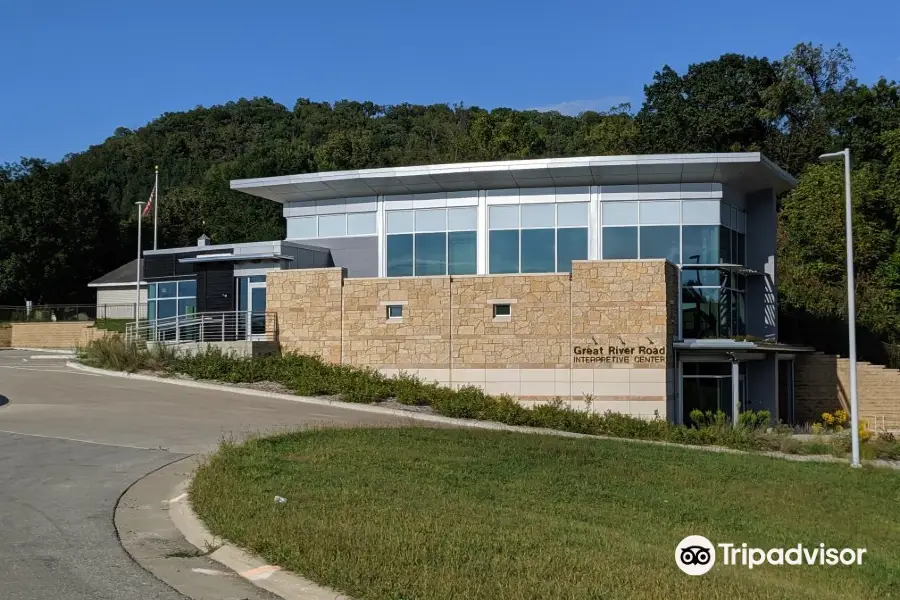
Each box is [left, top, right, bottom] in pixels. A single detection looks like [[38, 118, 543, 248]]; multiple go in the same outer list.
[[240, 565, 281, 580], [169, 493, 188, 503], [0, 429, 162, 451], [191, 568, 226, 576], [0, 365, 100, 376]]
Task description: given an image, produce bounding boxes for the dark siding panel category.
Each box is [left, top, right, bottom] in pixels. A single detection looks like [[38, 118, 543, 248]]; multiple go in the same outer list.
[[143, 255, 177, 279], [196, 263, 233, 313]]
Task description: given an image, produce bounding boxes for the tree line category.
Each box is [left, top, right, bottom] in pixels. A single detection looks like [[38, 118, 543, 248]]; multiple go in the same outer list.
[[2, 42, 899, 359]]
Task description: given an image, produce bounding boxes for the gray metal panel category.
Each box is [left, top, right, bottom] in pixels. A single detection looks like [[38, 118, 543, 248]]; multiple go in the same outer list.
[[288, 237, 377, 277], [278, 242, 334, 269], [745, 189, 778, 340]]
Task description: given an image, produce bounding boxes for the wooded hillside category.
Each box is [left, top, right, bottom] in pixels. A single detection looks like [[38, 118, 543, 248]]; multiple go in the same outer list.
[[2, 42, 899, 360]]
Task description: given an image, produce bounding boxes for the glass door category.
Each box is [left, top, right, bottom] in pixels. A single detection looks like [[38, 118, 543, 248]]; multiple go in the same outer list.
[[248, 281, 266, 339]]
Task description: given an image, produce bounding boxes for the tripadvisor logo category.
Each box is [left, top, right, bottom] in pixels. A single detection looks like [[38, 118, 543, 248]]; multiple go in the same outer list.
[[675, 535, 867, 576]]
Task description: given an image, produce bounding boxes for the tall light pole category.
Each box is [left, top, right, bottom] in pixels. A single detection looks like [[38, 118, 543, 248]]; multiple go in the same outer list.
[[135, 201, 146, 329], [819, 148, 861, 468]]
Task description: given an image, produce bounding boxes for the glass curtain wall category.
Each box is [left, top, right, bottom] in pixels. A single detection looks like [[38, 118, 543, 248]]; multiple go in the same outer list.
[[386, 208, 477, 276], [488, 202, 589, 274]]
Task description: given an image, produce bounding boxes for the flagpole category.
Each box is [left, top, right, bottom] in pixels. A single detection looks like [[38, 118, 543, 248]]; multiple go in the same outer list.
[[153, 165, 159, 250]]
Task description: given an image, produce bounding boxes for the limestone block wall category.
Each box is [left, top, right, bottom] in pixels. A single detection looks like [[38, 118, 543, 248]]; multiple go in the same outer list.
[[269, 260, 678, 418], [9, 322, 95, 348], [267, 268, 344, 364], [795, 353, 900, 431], [449, 273, 572, 397], [568, 261, 677, 417], [343, 277, 451, 369], [0, 325, 10, 347]]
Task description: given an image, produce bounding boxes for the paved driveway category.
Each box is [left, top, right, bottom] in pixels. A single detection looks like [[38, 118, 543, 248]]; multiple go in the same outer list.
[[0, 349, 400, 600]]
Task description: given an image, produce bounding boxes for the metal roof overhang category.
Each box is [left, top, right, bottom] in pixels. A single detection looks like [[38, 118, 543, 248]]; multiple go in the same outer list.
[[682, 263, 764, 276], [675, 340, 815, 354], [178, 253, 294, 264], [230, 153, 797, 204]]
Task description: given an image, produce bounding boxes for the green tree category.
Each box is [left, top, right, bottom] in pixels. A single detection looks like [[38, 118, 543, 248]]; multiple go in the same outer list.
[[637, 54, 779, 154], [0, 160, 116, 303]]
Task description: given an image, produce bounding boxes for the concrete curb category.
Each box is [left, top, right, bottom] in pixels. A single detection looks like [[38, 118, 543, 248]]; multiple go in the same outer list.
[[14, 347, 76, 354], [66, 360, 900, 470], [169, 478, 352, 600], [64, 361, 596, 439]]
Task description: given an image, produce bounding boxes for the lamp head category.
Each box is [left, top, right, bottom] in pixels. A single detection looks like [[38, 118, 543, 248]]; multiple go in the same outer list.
[[818, 150, 847, 162]]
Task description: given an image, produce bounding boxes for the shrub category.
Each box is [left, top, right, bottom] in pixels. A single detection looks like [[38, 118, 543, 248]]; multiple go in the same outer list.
[[77, 343, 900, 461], [688, 409, 728, 429], [738, 410, 771, 430], [78, 336, 175, 372]]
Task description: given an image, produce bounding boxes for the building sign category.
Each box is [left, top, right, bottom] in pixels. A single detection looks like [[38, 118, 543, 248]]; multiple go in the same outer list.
[[572, 344, 666, 364]]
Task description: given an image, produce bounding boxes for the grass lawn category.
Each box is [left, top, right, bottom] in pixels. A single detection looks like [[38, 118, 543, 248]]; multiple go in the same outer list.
[[92, 318, 131, 333], [191, 428, 899, 600]]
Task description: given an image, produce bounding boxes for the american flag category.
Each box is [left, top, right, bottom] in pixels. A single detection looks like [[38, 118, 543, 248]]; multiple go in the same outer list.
[[143, 181, 156, 217]]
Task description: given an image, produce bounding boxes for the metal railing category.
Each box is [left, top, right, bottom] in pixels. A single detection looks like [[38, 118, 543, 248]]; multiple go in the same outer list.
[[0, 303, 144, 322], [124, 311, 277, 345]]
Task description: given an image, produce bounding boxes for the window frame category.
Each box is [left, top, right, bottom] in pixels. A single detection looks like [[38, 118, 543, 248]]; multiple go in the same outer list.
[[492, 303, 512, 318], [487, 202, 589, 275], [386, 208, 477, 277]]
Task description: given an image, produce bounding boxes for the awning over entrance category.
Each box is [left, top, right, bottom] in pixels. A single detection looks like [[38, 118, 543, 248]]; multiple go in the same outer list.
[[675, 339, 815, 357]]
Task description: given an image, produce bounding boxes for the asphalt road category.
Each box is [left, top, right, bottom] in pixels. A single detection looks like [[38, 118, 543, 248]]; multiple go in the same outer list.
[[0, 349, 400, 600]]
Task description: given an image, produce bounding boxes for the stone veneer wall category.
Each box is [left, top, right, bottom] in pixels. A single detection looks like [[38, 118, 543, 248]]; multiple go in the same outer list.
[[343, 277, 451, 368], [8, 322, 95, 348], [267, 267, 344, 364], [795, 353, 900, 431], [268, 260, 678, 418]]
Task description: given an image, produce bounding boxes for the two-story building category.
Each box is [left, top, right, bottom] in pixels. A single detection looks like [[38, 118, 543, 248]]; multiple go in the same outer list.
[[99, 153, 806, 424]]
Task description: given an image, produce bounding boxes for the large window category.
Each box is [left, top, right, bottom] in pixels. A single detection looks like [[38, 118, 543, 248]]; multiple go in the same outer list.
[[386, 208, 476, 276], [148, 279, 196, 322], [488, 202, 588, 274], [600, 200, 746, 267], [601, 201, 680, 263], [287, 212, 377, 239], [681, 269, 746, 339]]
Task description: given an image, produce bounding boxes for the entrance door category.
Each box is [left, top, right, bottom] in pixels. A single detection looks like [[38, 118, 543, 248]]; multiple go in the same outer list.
[[248, 280, 267, 339]]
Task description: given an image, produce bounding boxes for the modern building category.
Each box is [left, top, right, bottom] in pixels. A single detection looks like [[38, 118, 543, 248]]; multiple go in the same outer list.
[[99, 153, 810, 424]]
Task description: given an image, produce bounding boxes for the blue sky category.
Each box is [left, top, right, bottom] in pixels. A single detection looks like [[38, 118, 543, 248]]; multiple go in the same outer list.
[[2, 0, 898, 164]]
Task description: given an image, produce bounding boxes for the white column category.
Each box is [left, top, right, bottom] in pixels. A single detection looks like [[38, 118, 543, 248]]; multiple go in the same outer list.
[[476, 190, 487, 274], [731, 359, 740, 426], [376, 194, 386, 277], [589, 185, 600, 260]]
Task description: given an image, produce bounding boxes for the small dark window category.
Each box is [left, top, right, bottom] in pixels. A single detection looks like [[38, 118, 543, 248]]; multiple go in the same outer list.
[[386, 305, 403, 319], [493, 304, 511, 318]]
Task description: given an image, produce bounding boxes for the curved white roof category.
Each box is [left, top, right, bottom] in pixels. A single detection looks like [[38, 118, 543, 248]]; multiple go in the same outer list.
[[231, 152, 796, 204]]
